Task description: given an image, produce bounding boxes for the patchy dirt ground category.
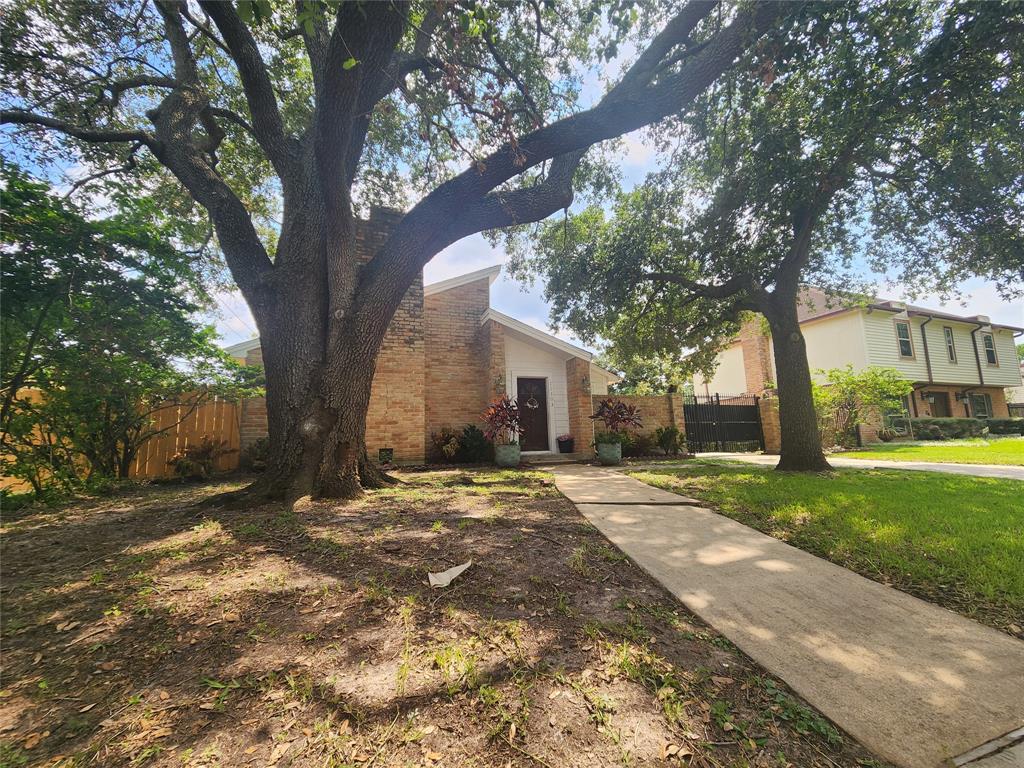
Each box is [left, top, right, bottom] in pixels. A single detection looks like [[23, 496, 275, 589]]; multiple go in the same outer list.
[[1, 469, 890, 768]]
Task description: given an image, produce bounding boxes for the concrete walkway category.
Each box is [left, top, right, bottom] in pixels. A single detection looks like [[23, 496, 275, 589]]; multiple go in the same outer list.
[[551, 464, 1024, 768], [698, 451, 1024, 481]]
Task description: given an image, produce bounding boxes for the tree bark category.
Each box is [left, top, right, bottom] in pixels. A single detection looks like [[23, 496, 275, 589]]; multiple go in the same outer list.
[[762, 300, 832, 472]]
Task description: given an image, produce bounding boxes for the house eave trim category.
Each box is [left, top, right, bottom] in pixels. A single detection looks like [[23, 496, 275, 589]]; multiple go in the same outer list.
[[424, 264, 502, 296], [480, 308, 593, 361], [224, 337, 261, 357]]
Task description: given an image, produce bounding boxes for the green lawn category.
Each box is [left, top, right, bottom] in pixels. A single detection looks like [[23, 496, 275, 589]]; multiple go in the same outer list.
[[840, 437, 1024, 465], [628, 461, 1024, 635]]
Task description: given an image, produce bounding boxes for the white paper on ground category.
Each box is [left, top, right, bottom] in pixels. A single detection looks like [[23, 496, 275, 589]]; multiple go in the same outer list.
[[428, 560, 472, 588]]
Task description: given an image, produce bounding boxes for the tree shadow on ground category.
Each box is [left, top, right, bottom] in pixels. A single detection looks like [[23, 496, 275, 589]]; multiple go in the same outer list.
[[1, 469, 889, 767]]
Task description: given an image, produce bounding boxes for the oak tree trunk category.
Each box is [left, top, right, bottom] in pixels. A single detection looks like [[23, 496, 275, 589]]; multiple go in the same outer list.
[[763, 301, 831, 472], [244, 221, 399, 502]]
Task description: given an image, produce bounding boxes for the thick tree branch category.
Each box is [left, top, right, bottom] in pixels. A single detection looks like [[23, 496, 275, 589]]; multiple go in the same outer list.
[[360, 0, 788, 320], [443, 151, 586, 245], [148, 1, 274, 299], [200, 0, 296, 180], [1, 109, 154, 146]]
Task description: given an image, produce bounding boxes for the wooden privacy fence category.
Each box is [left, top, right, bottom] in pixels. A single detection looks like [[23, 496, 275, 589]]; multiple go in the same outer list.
[[129, 395, 241, 479]]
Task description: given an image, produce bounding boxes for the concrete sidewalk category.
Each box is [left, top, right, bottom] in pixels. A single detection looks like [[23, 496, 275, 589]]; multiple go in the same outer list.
[[551, 464, 1024, 768], [697, 451, 1024, 481]]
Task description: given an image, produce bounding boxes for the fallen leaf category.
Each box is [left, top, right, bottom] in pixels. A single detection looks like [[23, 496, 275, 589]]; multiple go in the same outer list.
[[23, 732, 44, 749], [159, 690, 170, 700], [78, 703, 97, 713], [509, 722, 516, 740], [421, 725, 436, 735], [223, 611, 240, 622], [268, 740, 291, 764], [244, 745, 258, 754], [98, 661, 117, 672]]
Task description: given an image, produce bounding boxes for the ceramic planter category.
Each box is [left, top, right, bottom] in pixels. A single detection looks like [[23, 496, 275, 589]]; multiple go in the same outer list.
[[494, 442, 521, 468], [556, 438, 574, 453], [596, 441, 622, 465]]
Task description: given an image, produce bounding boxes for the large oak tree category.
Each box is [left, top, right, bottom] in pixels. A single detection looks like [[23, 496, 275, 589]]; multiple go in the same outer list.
[[513, 0, 1024, 470], [2, 0, 794, 499]]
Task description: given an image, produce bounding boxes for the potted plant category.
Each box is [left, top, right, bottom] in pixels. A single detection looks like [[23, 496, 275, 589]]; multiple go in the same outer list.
[[482, 395, 523, 468], [556, 433, 574, 453], [590, 398, 643, 465]]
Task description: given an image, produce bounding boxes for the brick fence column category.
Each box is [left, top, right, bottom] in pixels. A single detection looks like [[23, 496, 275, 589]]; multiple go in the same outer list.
[[566, 358, 595, 452], [758, 397, 781, 454]]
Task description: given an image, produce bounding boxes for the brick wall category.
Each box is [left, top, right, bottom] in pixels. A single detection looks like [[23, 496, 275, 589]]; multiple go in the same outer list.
[[738, 315, 773, 395], [240, 346, 268, 449], [758, 397, 781, 454], [423, 278, 492, 446], [590, 393, 685, 440], [566, 358, 595, 449], [359, 210, 426, 464]]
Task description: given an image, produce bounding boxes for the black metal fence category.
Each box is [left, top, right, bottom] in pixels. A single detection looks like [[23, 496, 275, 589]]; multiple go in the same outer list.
[[683, 394, 764, 453]]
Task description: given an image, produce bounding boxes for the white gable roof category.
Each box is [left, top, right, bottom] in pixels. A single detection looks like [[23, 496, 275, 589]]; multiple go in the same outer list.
[[224, 337, 261, 357], [424, 264, 502, 296]]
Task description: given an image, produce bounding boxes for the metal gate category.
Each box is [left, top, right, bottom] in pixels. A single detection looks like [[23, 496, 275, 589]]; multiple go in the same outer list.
[[683, 394, 764, 453]]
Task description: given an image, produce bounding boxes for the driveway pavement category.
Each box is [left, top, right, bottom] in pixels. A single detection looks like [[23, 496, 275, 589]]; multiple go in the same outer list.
[[551, 463, 1024, 768], [696, 451, 1024, 480]]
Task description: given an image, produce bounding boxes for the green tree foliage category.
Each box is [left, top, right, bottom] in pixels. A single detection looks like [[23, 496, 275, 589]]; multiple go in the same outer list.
[[0, 0, 792, 499], [812, 366, 912, 448], [515, 0, 1023, 471], [0, 168, 259, 499]]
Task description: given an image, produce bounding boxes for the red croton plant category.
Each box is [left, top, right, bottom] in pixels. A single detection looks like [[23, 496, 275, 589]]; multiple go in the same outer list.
[[482, 395, 523, 446], [590, 398, 643, 441]]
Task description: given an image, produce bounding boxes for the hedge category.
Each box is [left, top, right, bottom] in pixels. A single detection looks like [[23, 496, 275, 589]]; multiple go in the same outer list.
[[908, 417, 1024, 440]]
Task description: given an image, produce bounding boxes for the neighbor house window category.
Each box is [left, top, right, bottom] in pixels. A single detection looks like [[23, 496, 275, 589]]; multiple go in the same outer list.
[[970, 393, 993, 418], [943, 327, 956, 362], [982, 333, 998, 365], [895, 320, 914, 358]]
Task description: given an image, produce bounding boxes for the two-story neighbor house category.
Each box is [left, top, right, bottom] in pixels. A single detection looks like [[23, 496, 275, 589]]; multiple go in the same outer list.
[[694, 287, 1023, 423], [225, 209, 619, 463]]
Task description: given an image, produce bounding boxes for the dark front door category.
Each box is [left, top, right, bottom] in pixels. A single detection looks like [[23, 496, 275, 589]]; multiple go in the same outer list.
[[516, 378, 549, 451], [930, 392, 951, 417]]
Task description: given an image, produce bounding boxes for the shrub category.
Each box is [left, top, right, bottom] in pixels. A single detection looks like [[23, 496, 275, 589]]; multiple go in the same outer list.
[[654, 425, 684, 455], [168, 437, 237, 480], [813, 366, 912, 448], [429, 425, 495, 464], [456, 425, 494, 463], [877, 427, 899, 442], [240, 436, 270, 471], [986, 418, 1024, 435], [620, 432, 657, 457], [429, 427, 462, 462], [908, 417, 986, 440]]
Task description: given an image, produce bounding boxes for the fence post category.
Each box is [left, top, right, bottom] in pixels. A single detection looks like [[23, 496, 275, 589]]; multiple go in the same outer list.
[[714, 393, 723, 451]]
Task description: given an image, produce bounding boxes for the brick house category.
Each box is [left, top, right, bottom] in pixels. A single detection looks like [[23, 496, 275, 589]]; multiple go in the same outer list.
[[694, 287, 1023, 438], [226, 210, 620, 464]]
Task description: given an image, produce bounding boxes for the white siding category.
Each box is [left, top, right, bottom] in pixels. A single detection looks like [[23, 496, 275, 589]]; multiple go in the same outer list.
[[802, 312, 868, 380], [504, 333, 570, 451], [694, 344, 746, 395], [589, 365, 611, 395], [983, 329, 1024, 386], [862, 311, 931, 381], [920, 319, 992, 386]]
